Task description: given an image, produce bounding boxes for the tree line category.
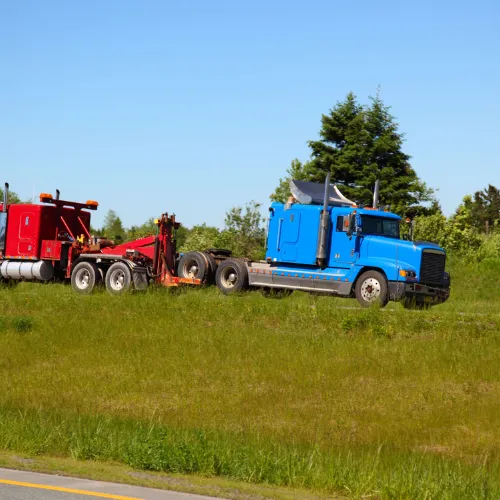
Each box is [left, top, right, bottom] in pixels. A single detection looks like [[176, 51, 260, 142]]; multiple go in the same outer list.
[[3, 91, 499, 261]]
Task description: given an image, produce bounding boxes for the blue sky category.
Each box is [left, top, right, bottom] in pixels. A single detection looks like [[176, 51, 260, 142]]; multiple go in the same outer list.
[[2, 0, 499, 229]]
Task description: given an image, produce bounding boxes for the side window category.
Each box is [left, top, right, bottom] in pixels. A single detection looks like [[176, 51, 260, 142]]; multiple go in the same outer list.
[[336, 215, 348, 232]]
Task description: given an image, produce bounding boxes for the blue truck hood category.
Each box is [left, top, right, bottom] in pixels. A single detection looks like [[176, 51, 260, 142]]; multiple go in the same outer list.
[[358, 236, 445, 280]]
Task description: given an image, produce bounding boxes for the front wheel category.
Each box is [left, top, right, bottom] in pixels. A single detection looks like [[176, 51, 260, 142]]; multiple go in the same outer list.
[[355, 270, 388, 308], [215, 259, 248, 295], [105, 262, 132, 295]]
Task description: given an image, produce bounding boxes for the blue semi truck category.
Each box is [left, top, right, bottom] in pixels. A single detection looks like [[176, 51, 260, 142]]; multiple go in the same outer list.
[[195, 177, 451, 308]]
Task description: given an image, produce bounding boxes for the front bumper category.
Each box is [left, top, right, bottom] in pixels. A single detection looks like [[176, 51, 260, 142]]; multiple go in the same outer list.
[[388, 281, 450, 304]]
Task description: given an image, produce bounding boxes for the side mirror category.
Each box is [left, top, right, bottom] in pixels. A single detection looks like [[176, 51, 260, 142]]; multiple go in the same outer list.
[[346, 213, 356, 238], [405, 218, 415, 241]]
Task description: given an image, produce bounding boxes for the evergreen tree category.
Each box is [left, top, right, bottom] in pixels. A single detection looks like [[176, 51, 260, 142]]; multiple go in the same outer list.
[[272, 91, 435, 216]]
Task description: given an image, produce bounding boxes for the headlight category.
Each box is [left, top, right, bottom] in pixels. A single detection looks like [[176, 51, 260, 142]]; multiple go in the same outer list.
[[399, 269, 417, 279]]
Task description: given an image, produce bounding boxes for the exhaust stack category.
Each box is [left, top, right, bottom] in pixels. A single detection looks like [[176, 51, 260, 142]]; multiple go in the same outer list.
[[316, 173, 331, 268], [3, 183, 9, 212], [372, 179, 380, 209]]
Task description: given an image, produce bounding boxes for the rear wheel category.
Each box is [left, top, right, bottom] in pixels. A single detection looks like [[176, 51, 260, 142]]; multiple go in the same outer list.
[[215, 259, 248, 294], [105, 262, 132, 295], [355, 270, 388, 308], [177, 251, 209, 282], [71, 261, 100, 295]]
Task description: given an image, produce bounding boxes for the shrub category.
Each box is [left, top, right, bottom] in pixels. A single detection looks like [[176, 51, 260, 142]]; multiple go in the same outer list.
[[12, 316, 34, 333]]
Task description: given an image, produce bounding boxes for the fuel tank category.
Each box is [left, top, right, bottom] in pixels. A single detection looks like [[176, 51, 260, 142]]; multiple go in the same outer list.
[[0, 260, 54, 281]]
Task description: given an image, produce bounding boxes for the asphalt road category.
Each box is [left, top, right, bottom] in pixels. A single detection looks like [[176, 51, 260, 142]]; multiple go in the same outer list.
[[0, 468, 221, 500]]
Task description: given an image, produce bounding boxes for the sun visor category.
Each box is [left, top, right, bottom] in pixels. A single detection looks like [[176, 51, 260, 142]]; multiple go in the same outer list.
[[289, 179, 354, 206]]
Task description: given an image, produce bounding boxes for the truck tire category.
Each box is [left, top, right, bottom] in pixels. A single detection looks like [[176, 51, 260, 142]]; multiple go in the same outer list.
[[177, 251, 209, 282], [71, 261, 100, 295], [215, 258, 248, 294], [355, 270, 388, 308], [105, 261, 132, 295]]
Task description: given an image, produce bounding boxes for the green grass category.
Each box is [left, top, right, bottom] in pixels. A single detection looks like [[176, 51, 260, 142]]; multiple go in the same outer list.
[[0, 257, 499, 498]]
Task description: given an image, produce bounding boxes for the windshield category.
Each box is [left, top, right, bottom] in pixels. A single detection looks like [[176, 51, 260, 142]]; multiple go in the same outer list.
[[361, 215, 400, 239]]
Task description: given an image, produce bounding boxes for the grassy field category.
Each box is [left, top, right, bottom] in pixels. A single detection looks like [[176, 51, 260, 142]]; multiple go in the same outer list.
[[0, 257, 499, 499]]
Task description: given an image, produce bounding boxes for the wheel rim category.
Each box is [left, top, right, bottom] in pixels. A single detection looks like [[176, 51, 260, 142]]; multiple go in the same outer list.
[[182, 259, 199, 279], [360, 277, 381, 302], [221, 266, 238, 288], [75, 268, 91, 290], [109, 269, 126, 291]]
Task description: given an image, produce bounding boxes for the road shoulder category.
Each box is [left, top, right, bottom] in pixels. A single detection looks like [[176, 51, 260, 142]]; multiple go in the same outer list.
[[0, 452, 334, 500]]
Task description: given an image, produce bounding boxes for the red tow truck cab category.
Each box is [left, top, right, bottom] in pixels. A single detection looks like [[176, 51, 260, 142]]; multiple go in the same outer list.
[[3, 203, 91, 261], [0, 182, 204, 294], [0, 184, 97, 282]]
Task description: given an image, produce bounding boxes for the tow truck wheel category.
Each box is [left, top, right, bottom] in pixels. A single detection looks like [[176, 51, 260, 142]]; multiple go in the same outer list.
[[177, 251, 209, 283], [71, 261, 99, 295], [105, 262, 132, 295], [355, 270, 388, 308], [215, 258, 248, 294]]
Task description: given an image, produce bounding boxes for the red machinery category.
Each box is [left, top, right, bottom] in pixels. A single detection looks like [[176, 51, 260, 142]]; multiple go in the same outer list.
[[0, 183, 210, 294]]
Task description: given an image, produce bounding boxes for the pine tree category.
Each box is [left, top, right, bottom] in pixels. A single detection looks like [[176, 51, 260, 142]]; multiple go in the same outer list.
[[272, 92, 435, 216]]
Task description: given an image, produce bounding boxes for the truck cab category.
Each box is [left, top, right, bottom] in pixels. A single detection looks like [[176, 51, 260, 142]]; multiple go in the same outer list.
[[242, 179, 450, 308]]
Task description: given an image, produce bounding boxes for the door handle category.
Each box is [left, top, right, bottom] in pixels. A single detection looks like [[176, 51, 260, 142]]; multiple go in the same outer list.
[[277, 218, 283, 251]]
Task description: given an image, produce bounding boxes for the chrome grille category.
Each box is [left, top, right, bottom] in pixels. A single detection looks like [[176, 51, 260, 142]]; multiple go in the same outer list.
[[420, 251, 446, 286]]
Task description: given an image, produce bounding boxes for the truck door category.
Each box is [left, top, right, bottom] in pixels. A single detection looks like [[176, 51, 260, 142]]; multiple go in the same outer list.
[[279, 209, 300, 262], [18, 211, 38, 257], [330, 214, 357, 266]]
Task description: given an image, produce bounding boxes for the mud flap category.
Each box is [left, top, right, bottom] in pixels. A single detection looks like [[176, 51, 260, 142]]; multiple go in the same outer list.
[[132, 267, 148, 291]]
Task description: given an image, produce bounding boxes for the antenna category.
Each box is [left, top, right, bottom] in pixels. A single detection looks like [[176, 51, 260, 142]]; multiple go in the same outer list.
[[32, 185, 36, 204]]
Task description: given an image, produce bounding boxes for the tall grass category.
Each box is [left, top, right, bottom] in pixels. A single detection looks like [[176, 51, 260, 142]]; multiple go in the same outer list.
[[0, 257, 499, 498]]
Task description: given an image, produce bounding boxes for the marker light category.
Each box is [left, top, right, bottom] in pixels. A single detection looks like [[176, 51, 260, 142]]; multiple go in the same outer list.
[[40, 193, 53, 202], [86, 200, 99, 207]]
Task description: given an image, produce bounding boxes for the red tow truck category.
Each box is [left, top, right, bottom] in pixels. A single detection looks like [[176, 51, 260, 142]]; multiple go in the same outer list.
[[0, 183, 220, 294]]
